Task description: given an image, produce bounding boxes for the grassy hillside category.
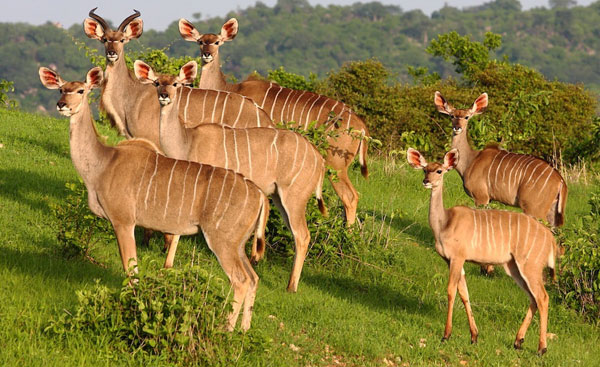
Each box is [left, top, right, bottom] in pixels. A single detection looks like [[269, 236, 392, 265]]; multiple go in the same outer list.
[[0, 108, 598, 366]]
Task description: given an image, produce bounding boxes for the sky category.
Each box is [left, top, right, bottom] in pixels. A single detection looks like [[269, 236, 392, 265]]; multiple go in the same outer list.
[[1, 0, 595, 30]]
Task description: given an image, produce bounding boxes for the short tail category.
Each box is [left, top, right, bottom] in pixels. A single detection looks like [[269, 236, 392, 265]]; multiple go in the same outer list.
[[555, 180, 568, 227], [252, 193, 270, 263], [358, 132, 369, 179], [548, 239, 560, 282], [315, 168, 328, 217]]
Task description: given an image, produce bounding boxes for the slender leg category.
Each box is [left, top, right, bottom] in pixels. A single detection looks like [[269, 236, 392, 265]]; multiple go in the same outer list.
[[330, 171, 358, 226], [239, 246, 259, 331], [443, 258, 465, 341], [141, 228, 153, 247], [457, 268, 479, 343], [163, 234, 181, 268], [282, 199, 311, 293], [504, 259, 537, 350], [113, 223, 138, 275]]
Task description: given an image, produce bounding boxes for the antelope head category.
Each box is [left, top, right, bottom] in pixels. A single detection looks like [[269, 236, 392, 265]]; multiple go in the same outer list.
[[83, 8, 143, 64], [434, 91, 488, 136], [134, 60, 198, 106], [39, 67, 103, 117], [178, 18, 238, 64], [407, 148, 459, 189]]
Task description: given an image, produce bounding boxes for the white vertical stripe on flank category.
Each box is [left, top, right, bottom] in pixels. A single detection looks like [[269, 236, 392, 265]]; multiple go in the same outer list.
[[285, 90, 296, 121], [484, 211, 490, 254], [189, 164, 203, 216], [200, 166, 215, 214], [304, 95, 322, 128], [487, 151, 502, 192], [216, 174, 236, 229], [213, 170, 230, 219], [490, 211, 497, 251], [513, 156, 535, 193], [498, 211, 505, 255], [211, 91, 220, 123], [135, 152, 151, 204], [184, 87, 193, 123], [245, 129, 252, 179], [232, 179, 249, 227], [201, 89, 208, 122], [516, 215, 521, 254], [289, 134, 299, 180], [163, 160, 178, 219], [523, 218, 533, 261], [533, 228, 547, 265], [345, 109, 352, 129], [144, 153, 159, 209], [177, 161, 192, 222], [305, 147, 319, 188], [290, 137, 308, 187], [494, 152, 509, 191], [537, 167, 555, 197], [270, 86, 283, 118], [220, 92, 230, 124], [261, 82, 273, 109], [298, 94, 316, 130], [222, 126, 229, 169], [280, 89, 293, 122], [524, 160, 545, 185], [233, 98, 244, 127], [518, 157, 537, 186], [531, 164, 552, 186], [315, 98, 329, 125], [502, 153, 515, 181], [328, 101, 340, 127], [290, 91, 307, 122], [507, 155, 526, 192], [508, 212, 512, 253], [256, 103, 261, 127], [232, 129, 240, 172]]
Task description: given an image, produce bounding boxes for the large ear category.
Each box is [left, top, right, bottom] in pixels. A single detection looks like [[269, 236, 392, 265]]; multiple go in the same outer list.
[[177, 61, 198, 84], [443, 149, 459, 170], [220, 18, 238, 41], [179, 19, 202, 42], [83, 18, 105, 40], [406, 148, 428, 169], [123, 19, 143, 40], [133, 60, 157, 84], [470, 93, 488, 115], [39, 67, 65, 90], [86, 67, 103, 89], [434, 91, 453, 115]]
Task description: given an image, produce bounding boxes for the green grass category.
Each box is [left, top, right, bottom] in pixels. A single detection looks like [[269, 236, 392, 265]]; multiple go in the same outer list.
[[0, 108, 598, 366]]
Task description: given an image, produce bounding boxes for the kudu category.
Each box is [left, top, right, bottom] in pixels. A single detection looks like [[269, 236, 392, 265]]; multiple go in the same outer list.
[[134, 60, 327, 292], [178, 18, 370, 226], [39, 66, 270, 331], [434, 92, 567, 227], [407, 148, 557, 355], [84, 8, 273, 246]]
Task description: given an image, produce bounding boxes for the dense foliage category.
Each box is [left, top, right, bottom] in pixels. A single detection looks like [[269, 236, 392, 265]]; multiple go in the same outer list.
[[46, 264, 266, 365], [3, 0, 600, 112], [557, 188, 600, 324]]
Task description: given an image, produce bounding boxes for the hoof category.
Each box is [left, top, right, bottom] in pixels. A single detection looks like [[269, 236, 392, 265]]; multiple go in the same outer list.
[[471, 334, 478, 344], [441, 336, 449, 343], [538, 347, 547, 356], [514, 338, 524, 350]]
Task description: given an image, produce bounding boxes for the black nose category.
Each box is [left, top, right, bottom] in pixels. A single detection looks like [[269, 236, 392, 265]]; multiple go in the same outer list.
[[203, 52, 211, 58], [107, 51, 117, 57], [423, 179, 430, 185], [159, 93, 169, 99], [57, 102, 66, 109]]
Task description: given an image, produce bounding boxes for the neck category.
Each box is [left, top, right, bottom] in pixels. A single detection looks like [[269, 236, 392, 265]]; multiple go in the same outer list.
[[68, 98, 112, 188], [105, 56, 136, 89], [199, 54, 228, 90], [159, 94, 190, 160], [428, 184, 448, 240], [451, 131, 478, 176]]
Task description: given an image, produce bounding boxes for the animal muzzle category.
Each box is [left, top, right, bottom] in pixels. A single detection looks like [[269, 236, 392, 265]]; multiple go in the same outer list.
[[202, 53, 213, 63], [423, 179, 433, 189], [452, 126, 463, 134], [158, 94, 171, 106], [106, 51, 119, 63], [56, 102, 71, 116]]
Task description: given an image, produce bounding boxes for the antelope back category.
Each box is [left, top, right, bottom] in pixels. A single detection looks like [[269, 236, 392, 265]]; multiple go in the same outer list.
[[175, 87, 273, 128], [235, 81, 368, 133], [99, 143, 264, 236], [187, 125, 324, 196], [466, 147, 565, 216], [444, 207, 556, 269]]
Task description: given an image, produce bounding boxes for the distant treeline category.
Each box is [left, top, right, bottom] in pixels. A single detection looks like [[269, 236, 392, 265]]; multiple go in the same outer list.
[[1, 0, 600, 112]]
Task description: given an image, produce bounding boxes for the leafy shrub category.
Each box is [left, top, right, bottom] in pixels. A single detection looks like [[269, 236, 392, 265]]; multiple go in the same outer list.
[[51, 180, 114, 265], [0, 79, 18, 108], [46, 265, 265, 365], [557, 188, 600, 323], [267, 66, 319, 92]]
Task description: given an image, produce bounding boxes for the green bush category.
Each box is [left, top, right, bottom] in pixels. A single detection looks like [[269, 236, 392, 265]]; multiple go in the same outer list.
[[557, 188, 600, 324], [51, 181, 114, 265], [46, 265, 266, 365], [0, 78, 17, 108], [267, 66, 319, 92]]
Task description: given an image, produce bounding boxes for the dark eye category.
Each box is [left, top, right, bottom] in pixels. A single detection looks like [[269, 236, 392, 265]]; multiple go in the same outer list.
[[58, 88, 63, 94], [465, 116, 470, 120], [77, 89, 84, 94], [436, 170, 442, 174], [101, 38, 107, 43], [173, 82, 178, 87], [153, 80, 159, 87], [197, 40, 203, 45], [215, 41, 220, 45], [120, 39, 124, 43]]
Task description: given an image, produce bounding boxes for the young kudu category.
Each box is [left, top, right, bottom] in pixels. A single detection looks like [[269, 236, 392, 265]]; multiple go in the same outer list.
[[39, 66, 270, 331], [134, 60, 327, 292], [178, 18, 370, 226], [407, 148, 557, 355], [83, 8, 273, 246]]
